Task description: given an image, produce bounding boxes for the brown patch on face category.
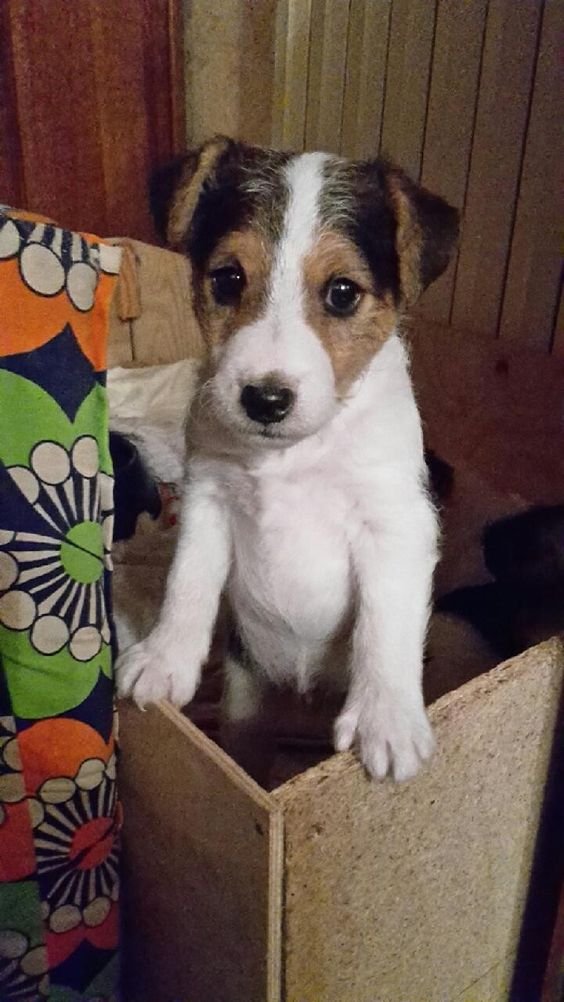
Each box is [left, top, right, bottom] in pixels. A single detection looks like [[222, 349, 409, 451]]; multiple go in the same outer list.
[[192, 227, 274, 350], [303, 231, 399, 395]]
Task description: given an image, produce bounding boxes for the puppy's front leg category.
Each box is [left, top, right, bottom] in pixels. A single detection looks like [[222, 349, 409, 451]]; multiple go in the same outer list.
[[335, 497, 438, 781], [116, 471, 230, 708]]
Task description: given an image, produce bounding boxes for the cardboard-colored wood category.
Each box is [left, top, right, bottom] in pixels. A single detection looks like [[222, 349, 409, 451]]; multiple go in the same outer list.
[[275, 639, 564, 1002], [107, 239, 203, 368], [451, 0, 542, 337], [119, 700, 283, 1002], [498, 0, 564, 350], [379, 0, 436, 179]]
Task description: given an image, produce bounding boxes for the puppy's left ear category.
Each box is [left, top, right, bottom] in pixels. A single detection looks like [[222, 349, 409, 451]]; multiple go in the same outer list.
[[149, 136, 232, 248], [387, 168, 459, 307]]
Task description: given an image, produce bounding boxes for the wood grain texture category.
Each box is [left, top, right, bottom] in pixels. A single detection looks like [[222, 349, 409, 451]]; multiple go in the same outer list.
[[0, 3, 24, 208], [272, 0, 313, 150], [451, 0, 542, 337], [276, 639, 564, 1002], [340, 0, 391, 159], [498, 0, 564, 350], [418, 0, 488, 324], [305, 0, 351, 153], [186, 0, 277, 148], [379, 0, 437, 178], [4, 0, 181, 240], [119, 700, 283, 1002]]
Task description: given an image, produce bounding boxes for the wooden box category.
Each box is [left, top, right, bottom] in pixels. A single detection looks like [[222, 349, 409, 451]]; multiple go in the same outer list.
[[110, 243, 564, 1002]]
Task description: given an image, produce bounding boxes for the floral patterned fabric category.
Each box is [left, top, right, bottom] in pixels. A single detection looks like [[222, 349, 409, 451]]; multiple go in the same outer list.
[[0, 208, 121, 1001]]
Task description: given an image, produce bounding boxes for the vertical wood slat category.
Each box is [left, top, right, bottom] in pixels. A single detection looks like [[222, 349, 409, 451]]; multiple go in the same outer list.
[[272, 0, 313, 150], [498, 0, 564, 350], [90, 1, 153, 241], [305, 0, 351, 154], [379, 0, 437, 179], [340, 0, 392, 160], [451, 0, 543, 337], [417, 0, 488, 324], [0, 3, 25, 209]]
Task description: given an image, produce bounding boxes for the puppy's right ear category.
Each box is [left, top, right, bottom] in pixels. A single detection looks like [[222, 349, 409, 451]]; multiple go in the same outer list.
[[149, 136, 232, 248]]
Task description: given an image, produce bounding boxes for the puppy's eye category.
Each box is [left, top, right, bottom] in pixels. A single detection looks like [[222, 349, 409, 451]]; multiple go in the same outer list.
[[210, 264, 246, 306], [324, 277, 361, 317]]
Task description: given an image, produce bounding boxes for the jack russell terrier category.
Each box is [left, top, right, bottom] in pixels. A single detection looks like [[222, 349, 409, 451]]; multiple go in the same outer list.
[[117, 137, 459, 782]]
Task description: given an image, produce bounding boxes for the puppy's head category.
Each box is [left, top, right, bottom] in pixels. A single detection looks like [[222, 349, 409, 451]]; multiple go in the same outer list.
[[151, 138, 458, 449]]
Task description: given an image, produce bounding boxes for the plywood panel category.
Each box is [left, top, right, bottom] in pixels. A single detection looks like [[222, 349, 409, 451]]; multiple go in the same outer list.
[[340, 0, 391, 159], [120, 700, 283, 1002], [277, 639, 564, 1002], [451, 0, 542, 337], [272, 0, 313, 150], [418, 0, 488, 324], [498, 0, 564, 350], [304, 0, 351, 154], [379, 0, 437, 178]]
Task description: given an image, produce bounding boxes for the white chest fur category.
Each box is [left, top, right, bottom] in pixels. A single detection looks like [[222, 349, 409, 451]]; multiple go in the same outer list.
[[216, 336, 426, 687]]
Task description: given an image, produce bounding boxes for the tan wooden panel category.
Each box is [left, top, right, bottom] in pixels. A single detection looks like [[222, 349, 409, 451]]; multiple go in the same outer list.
[[418, 0, 488, 324], [272, 0, 313, 150], [304, 0, 350, 153], [451, 0, 542, 337], [277, 638, 564, 1002], [340, 0, 392, 159], [379, 0, 437, 178], [120, 700, 283, 1002], [498, 0, 564, 350]]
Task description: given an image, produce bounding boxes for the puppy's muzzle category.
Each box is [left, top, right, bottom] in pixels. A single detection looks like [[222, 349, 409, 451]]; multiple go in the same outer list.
[[240, 381, 295, 425]]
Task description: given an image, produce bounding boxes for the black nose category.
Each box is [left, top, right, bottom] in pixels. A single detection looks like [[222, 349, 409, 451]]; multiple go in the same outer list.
[[240, 382, 295, 424]]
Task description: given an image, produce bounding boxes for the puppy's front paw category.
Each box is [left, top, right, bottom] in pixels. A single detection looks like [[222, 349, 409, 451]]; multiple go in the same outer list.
[[116, 638, 201, 709], [334, 692, 434, 782]]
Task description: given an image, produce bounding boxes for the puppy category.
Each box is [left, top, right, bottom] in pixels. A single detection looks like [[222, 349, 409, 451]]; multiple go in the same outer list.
[[117, 137, 459, 782]]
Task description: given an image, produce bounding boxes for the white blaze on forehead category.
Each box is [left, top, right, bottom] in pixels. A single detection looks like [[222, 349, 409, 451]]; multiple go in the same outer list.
[[270, 152, 330, 316]]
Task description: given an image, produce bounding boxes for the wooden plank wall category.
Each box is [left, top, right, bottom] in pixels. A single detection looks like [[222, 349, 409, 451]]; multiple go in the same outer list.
[[272, 0, 563, 353], [0, 0, 185, 241]]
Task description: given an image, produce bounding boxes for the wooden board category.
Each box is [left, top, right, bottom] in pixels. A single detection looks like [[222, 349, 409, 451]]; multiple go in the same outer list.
[[451, 0, 542, 337], [119, 700, 283, 1002], [498, 0, 564, 350], [272, 0, 313, 150], [340, 0, 392, 160], [304, 0, 351, 154], [276, 638, 564, 1002], [5, 0, 183, 241], [408, 319, 564, 505], [418, 0, 488, 324], [379, 0, 437, 178]]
